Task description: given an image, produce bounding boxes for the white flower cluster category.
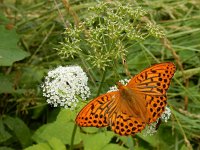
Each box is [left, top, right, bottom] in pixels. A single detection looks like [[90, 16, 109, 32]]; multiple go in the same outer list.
[[107, 78, 130, 92], [107, 79, 171, 136], [41, 66, 90, 109], [160, 106, 171, 122], [144, 106, 171, 136], [143, 122, 157, 136]]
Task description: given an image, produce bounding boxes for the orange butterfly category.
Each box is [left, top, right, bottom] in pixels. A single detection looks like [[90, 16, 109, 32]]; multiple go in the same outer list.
[[76, 62, 176, 136]]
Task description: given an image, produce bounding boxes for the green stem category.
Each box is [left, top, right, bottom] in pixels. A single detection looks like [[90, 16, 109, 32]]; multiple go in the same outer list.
[[70, 124, 77, 150], [96, 69, 107, 97]]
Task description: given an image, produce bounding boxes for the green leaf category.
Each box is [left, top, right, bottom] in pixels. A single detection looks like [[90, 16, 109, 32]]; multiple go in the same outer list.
[[0, 119, 12, 143], [56, 108, 76, 122], [32, 109, 81, 145], [24, 143, 51, 150], [80, 127, 99, 134], [103, 144, 127, 150], [3, 116, 32, 148], [26, 137, 66, 150], [0, 13, 29, 66], [118, 136, 134, 149], [47, 137, 66, 150], [0, 74, 14, 93], [82, 131, 114, 150]]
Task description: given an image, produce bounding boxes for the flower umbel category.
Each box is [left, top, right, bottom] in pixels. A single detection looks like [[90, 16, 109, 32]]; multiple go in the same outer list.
[[41, 66, 90, 109], [58, 2, 165, 70]]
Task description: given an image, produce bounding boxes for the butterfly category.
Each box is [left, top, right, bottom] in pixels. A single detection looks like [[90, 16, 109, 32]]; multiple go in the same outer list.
[[75, 62, 176, 136]]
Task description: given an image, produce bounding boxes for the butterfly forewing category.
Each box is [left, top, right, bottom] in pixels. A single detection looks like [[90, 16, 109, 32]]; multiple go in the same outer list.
[[127, 62, 176, 95], [127, 62, 176, 123], [76, 91, 118, 127]]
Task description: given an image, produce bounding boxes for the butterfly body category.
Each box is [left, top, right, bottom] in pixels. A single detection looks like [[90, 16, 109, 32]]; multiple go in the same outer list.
[[117, 83, 148, 123], [76, 62, 176, 136]]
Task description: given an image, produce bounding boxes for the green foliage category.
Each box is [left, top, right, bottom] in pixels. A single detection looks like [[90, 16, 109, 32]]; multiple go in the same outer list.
[[0, 0, 200, 150], [25, 109, 126, 150], [82, 132, 115, 150], [32, 109, 82, 145], [0, 119, 12, 143], [0, 74, 14, 93], [25, 137, 66, 150], [0, 116, 32, 149], [3, 116, 32, 147], [0, 13, 29, 66]]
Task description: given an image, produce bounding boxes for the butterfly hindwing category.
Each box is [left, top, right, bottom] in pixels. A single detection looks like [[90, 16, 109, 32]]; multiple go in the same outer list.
[[110, 112, 145, 136], [76, 91, 118, 127], [145, 95, 167, 123]]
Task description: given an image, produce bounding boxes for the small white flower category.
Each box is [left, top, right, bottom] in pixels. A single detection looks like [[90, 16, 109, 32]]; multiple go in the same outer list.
[[41, 66, 90, 109], [160, 106, 171, 122], [144, 106, 171, 136], [143, 122, 157, 136], [107, 78, 130, 92]]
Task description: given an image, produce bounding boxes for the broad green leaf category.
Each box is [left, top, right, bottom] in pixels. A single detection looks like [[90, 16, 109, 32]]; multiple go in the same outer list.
[[33, 122, 74, 144], [0, 13, 29, 66], [3, 116, 32, 148], [56, 108, 76, 122], [24, 143, 51, 150], [47, 137, 66, 150], [32, 109, 81, 145], [80, 127, 99, 134], [82, 131, 115, 150], [25, 137, 66, 150], [103, 144, 127, 150], [0, 119, 12, 143], [118, 136, 134, 149]]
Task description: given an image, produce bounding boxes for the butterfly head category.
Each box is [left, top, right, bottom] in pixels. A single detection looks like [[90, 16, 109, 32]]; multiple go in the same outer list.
[[116, 82, 126, 90], [116, 82, 132, 97]]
